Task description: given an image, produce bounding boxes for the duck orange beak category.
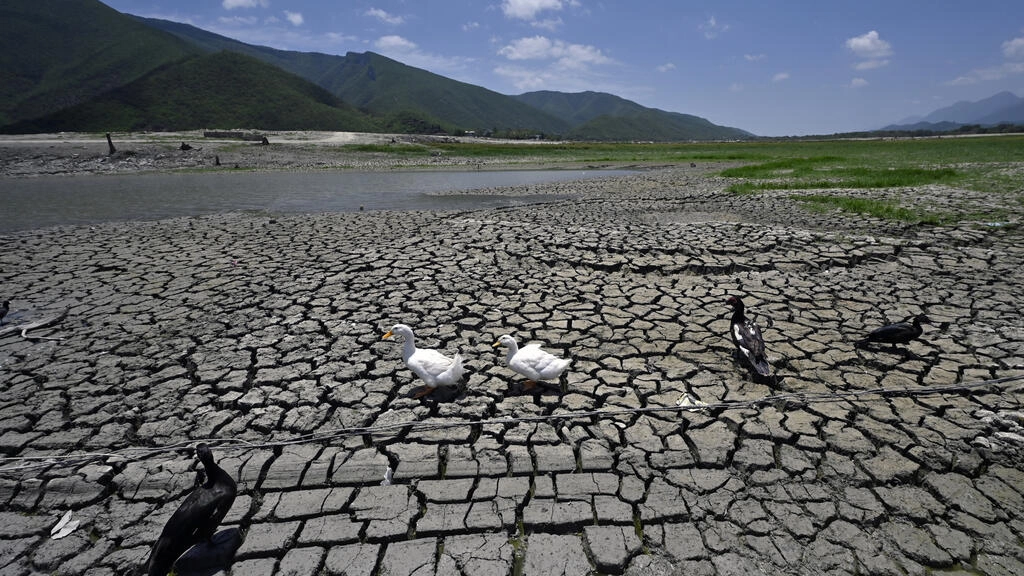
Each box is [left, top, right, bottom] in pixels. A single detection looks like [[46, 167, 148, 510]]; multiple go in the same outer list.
[[492, 341, 501, 347], [382, 330, 394, 340]]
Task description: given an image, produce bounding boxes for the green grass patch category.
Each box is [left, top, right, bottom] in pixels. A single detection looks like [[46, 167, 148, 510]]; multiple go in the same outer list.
[[304, 136, 1023, 175], [719, 156, 845, 177], [424, 141, 776, 163], [722, 154, 961, 192], [790, 194, 954, 225]]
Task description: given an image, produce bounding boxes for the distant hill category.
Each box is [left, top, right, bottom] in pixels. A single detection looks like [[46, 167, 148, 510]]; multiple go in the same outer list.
[[513, 90, 646, 125], [879, 120, 964, 132], [3, 51, 380, 133], [323, 52, 572, 135], [140, 17, 750, 140], [975, 99, 1024, 125], [515, 91, 752, 141], [138, 18, 571, 135], [2, 1, 756, 139], [0, 0, 199, 126], [883, 91, 1024, 131], [570, 111, 752, 141], [921, 91, 1021, 124]]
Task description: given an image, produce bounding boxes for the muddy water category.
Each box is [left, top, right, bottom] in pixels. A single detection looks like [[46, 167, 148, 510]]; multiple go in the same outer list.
[[0, 169, 631, 233]]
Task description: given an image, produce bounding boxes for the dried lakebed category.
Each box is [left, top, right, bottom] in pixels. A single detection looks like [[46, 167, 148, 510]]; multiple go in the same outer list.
[[0, 166, 1023, 575]]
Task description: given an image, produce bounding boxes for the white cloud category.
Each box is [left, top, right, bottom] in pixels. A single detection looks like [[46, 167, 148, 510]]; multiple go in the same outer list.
[[947, 34, 1024, 85], [493, 29, 624, 93], [502, 0, 563, 20], [499, 36, 552, 59], [846, 31, 892, 70], [494, 65, 549, 90], [204, 20, 360, 54], [657, 63, 676, 73], [283, 11, 303, 26], [1003, 37, 1024, 60], [532, 17, 563, 31], [947, 61, 1024, 86], [222, 0, 267, 9], [700, 16, 729, 40], [846, 30, 892, 59], [772, 72, 790, 83], [218, 15, 259, 26], [326, 32, 360, 44], [498, 36, 612, 69], [375, 35, 417, 52], [366, 8, 404, 25], [744, 53, 766, 62], [463, 21, 480, 31], [493, 62, 632, 95], [850, 77, 869, 88], [373, 36, 477, 80], [854, 59, 889, 70]]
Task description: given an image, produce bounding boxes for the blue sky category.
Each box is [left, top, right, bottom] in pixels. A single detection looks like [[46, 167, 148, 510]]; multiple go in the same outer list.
[[101, 0, 1024, 136]]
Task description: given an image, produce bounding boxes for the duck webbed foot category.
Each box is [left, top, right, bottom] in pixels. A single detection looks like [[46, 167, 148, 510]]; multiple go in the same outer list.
[[413, 386, 436, 399]]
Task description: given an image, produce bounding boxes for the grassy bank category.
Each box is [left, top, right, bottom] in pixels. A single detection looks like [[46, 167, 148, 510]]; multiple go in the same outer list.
[[377, 134, 1024, 167], [367, 134, 1021, 225]]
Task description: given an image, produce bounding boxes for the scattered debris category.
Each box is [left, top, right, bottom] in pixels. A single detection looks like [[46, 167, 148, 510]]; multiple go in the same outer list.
[[51, 511, 80, 540], [0, 308, 68, 340], [675, 392, 710, 413]]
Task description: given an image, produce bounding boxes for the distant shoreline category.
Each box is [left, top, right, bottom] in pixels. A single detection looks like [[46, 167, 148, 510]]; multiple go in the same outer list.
[[0, 130, 646, 178]]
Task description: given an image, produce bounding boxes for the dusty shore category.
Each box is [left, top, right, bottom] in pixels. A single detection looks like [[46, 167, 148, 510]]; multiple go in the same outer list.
[[0, 130, 619, 177], [1, 137, 1023, 575]]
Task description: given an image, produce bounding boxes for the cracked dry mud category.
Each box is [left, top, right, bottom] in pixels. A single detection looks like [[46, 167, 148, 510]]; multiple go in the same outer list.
[[1, 166, 1023, 576]]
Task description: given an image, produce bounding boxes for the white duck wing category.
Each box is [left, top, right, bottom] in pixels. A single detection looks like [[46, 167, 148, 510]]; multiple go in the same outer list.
[[436, 353, 465, 385], [510, 344, 570, 381], [408, 348, 463, 385]]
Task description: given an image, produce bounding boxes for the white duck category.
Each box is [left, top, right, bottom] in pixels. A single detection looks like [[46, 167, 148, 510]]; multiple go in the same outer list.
[[493, 334, 571, 390], [383, 324, 465, 398]]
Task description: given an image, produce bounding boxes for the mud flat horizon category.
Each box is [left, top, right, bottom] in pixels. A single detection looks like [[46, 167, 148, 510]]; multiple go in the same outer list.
[[0, 130, 619, 179], [1, 152, 1023, 575]]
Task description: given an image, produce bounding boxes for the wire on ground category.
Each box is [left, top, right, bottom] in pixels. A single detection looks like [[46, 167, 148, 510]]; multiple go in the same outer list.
[[1, 374, 1021, 475]]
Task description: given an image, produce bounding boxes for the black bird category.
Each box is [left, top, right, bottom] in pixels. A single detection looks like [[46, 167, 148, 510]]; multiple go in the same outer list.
[[0, 300, 9, 324], [144, 444, 237, 576], [726, 296, 772, 381], [856, 314, 931, 349]]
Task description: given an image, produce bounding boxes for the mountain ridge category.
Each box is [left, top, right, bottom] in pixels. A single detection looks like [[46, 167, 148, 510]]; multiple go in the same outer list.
[[882, 91, 1023, 131], [2, 51, 381, 134], [1, 0, 755, 140], [0, 0, 199, 126], [514, 91, 752, 140]]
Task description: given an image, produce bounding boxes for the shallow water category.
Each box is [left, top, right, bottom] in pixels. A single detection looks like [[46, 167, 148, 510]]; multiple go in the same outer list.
[[0, 169, 631, 233]]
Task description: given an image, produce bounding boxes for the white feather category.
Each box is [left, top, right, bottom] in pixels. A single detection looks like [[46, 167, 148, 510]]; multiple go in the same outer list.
[[495, 335, 570, 382], [385, 324, 465, 388]]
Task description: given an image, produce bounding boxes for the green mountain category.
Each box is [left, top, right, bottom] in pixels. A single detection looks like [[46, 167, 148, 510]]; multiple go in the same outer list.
[[512, 90, 648, 125], [137, 17, 571, 135], [1, 1, 755, 139], [514, 90, 753, 141], [0, 0, 199, 126], [4, 51, 380, 133], [319, 52, 572, 135], [134, 16, 348, 91], [570, 111, 752, 141]]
